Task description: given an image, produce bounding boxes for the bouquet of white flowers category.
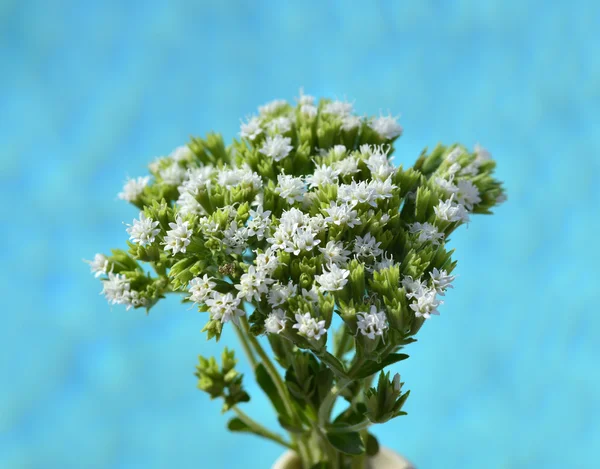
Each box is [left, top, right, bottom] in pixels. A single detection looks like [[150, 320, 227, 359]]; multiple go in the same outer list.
[[86, 91, 506, 469]]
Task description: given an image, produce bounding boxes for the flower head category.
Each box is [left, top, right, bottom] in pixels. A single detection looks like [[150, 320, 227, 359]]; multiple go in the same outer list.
[[369, 114, 403, 140], [163, 216, 193, 255], [126, 212, 160, 246], [259, 135, 293, 162], [315, 264, 350, 292], [357, 305, 389, 339], [118, 176, 149, 202], [265, 309, 287, 334], [84, 253, 110, 278], [292, 312, 327, 340]]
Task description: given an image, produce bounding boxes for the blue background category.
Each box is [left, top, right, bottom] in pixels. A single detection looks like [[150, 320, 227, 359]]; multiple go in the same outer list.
[[2, 1, 599, 468]]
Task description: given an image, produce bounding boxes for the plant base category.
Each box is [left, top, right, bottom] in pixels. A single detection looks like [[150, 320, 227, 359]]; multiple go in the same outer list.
[[271, 447, 415, 469]]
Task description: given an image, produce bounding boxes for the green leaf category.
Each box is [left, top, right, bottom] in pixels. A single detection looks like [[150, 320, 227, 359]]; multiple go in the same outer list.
[[366, 433, 380, 456], [227, 417, 251, 433], [353, 353, 409, 379], [277, 415, 307, 435], [326, 431, 365, 455], [255, 363, 288, 417]]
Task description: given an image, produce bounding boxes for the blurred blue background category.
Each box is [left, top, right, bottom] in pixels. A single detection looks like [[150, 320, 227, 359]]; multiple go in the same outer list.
[[2, 0, 599, 468]]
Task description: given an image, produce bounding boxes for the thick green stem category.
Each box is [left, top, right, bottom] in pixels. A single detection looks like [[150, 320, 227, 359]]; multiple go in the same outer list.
[[234, 323, 258, 369], [239, 315, 311, 468], [241, 316, 295, 418], [233, 407, 293, 450]]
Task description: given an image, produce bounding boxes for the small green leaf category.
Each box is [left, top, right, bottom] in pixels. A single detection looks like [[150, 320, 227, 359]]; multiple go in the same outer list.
[[354, 353, 409, 379], [326, 431, 365, 455], [255, 363, 288, 417], [366, 433, 380, 456], [227, 417, 251, 433]]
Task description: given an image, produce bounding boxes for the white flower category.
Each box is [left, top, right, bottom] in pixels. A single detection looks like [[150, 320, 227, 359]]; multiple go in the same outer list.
[[255, 248, 280, 275], [330, 145, 347, 158], [101, 272, 145, 311], [369, 177, 396, 199], [235, 266, 274, 302], [322, 100, 353, 117], [259, 99, 288, 115], [334, 157, 359, 176], [292, 312, 327, 340], [265, 308, 287, 334], [286, 226, 321, 255], [179, 166, 214, 195], [85, 253, 110, 278], [365, 146, 395, 180], [301, 286, 320, 303], [429, 268, 455, 296], [434, 194, 470, 223], [118, 176, 150, 202], [198, 216, 220, 236], [268, 281, 296, 307], [496, 193, 507, 205], [205, 291, 245, 325], [217, 167, 262, 190], [315, 264, 350, 292], [434, 175, 459, 195], [319, 240, 351, 266], [275, 174, 306, 204], [447, 162, 462, 176], [188, 275, 216, 303], [338, 181, 380, 207], [341, 115, 361, 131], [446, 147, 463, 163], [259, 135, 293, 162], [301, 104, 318, 118], [357, 305, 388, 339], [408, 287, 443, 319], [267, 116, 293, 134], [392, 373, 402, 392], [296, 89, 315, 106], [126, 212, 160, 246], [408, 222, 445, 246], [456, 179, 481, 210], [176, 191, 204, 216], [170, 145, 193, 162], [160, 164, 187, 186], [374, 252, 395, 271], [247, 206, 272, 240], [306, 164, 340, 189], [353, 233, 383, 259], [222, 220, 250, 255], [474, 143, 492, 164], [369, 114, 403, 140], [323, 202, 362, 228], [163, 216, 193, 254], [308, 214, 327, 233], [240, 116, 263, 140], [401, 275, 427, 299]]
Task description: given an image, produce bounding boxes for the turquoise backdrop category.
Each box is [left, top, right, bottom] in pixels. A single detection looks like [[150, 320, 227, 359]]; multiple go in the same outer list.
[[2, 1, 599, 468]]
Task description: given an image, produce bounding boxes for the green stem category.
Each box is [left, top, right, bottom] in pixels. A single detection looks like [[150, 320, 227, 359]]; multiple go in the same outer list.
[[318, 378, 353, 429], [334, 325, 352, 358], [234, 323, 258, 369], [239, 315, 311, 467], [240, 316, 295, 418], [233, 407, 294, 450]]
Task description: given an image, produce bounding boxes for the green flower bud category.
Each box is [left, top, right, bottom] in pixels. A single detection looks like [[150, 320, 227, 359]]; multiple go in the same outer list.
[[365, 371, 410, 424]]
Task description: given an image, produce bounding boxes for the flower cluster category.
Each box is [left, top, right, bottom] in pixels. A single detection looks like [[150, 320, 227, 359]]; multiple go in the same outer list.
[[86, 92, 506, 467]]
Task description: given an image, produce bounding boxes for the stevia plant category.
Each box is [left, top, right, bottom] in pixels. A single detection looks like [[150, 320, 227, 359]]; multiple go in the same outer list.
[[86, 91, 506, 469]]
